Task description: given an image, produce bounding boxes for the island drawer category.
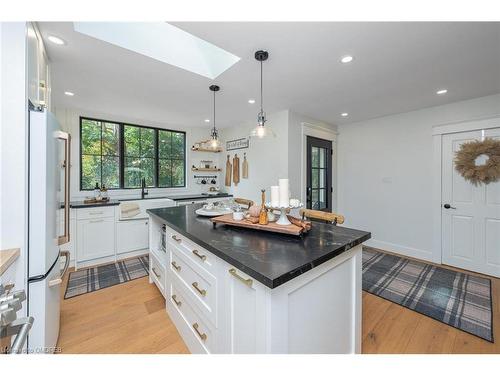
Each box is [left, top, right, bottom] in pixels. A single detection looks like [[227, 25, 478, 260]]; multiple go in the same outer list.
[[169, 280, 215, 353], [77, 206, 115, 220], [168, 231, 214, 273], [170, 246, 217, 326], [150, 252, 166, 297]]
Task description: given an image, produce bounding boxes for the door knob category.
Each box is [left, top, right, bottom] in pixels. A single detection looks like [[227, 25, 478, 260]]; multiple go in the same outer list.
[[443, 204, 456, 209]]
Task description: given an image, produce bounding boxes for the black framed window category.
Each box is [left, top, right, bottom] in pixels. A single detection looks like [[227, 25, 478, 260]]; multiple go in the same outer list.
[[79, 117, 186, 190]]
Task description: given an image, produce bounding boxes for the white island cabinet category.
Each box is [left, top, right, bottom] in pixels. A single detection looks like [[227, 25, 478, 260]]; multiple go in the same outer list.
[[148, 210, 366, 354]]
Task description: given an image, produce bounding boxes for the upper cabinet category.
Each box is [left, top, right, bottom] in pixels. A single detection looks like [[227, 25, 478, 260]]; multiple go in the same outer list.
[[27, 22, 51, 110]]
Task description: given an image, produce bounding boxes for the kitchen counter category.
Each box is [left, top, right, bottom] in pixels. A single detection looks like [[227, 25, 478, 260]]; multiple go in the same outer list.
[[165, 193, 233, 201], [64, 200, 121, 209], [147, 204, 370, 288]]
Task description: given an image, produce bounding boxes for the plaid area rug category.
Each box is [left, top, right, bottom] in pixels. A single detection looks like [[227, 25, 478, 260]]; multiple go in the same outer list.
[[362, 247, 493, 342], [64, 256, 149, 299]]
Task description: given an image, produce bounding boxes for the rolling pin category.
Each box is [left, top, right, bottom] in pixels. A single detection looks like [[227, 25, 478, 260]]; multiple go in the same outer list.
[[225, 155, 232, 186], [233, 154, 240, 185]]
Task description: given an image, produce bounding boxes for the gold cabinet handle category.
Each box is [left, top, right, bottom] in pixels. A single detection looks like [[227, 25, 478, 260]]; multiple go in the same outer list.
[[192, 322, 207, 341], [152, 267, 160, 278], [171, 294, 181, 307], [229, 268, 253, 287], [191, 282, 207, 296], [172, 235, 182, 243], [192, 249, 207, 261], [171, 261, 181, 272]]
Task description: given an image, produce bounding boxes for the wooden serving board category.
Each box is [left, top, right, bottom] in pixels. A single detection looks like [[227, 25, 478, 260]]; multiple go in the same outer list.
[[211, 214, 305, 236]]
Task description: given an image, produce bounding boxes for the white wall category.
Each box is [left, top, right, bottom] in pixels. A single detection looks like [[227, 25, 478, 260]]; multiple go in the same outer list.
[[337, 94, 500, 262], [219, 110, 290, 204], [0, 23, 28, 305], [54, 107, 222, 200]]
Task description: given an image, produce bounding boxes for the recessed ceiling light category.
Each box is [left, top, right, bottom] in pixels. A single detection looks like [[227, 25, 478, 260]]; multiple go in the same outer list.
[[340, 55, 354, 64], [204, 119, 210, 123], [248, 99, 255, 104], [64, 91, 74, 96], [341, 112, 349, 117], [436, 89, 448, 95], [48, 35, 66, 45]]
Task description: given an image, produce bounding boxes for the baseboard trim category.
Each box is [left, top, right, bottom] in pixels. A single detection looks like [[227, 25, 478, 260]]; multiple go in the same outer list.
[[365, 239, 436, 263]]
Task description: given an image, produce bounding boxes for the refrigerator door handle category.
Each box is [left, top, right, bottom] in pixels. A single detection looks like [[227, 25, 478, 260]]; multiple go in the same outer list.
[[56, 131, 71, 245], [59, 250, 70, 278]]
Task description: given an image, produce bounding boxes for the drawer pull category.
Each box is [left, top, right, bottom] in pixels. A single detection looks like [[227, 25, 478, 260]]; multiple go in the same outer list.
[[192, 249, 207, 261], [171, 261, 181, 272], [171, 294, 182, 307], [192, 322, 207, 341], [152, 267, 161, 278], [89, 219, 104, 223], [191, 282, 207, 296], [229, 268, 253, 287], [89, 211, 104, 215], [172, 235, 182, 243]]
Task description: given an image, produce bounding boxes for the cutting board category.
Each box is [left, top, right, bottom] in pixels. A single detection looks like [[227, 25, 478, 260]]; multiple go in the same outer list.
[[211, 214, 305, 236], [225, 155, 232, 187], [242, 153, 248, 179]]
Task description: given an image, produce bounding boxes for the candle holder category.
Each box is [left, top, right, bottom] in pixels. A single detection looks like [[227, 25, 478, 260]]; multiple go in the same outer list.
[[266, 201, 303, 226]]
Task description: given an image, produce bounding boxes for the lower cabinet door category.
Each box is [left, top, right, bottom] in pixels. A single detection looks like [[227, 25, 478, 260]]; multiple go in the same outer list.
[[117, 219, 149, 254], [76, 217, 115, 261], [223, 265, 268, 353]]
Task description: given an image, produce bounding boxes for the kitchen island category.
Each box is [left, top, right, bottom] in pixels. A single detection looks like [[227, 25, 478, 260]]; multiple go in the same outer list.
[[147, 204, 370, 354]]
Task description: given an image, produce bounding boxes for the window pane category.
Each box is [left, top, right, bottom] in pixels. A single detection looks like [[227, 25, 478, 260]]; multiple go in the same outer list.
[[319, 148, 326, 168], [102, 156, 120, 188], [159, 130, 172, 157], [159, 159, 172, 187], [319, 168, 326, 189], [141, 128, 155, 158], [81, 155, 101, 190], [102, 122, 120, 156], [124, 157, 155, 188], [319, 189, 326, 209], [172, 159, 185, 187], [81, 119, 101, 155], [311, 189, 319, 210], [172, 132, 185, 159], [312, 168, 319, 189], [124, 125, 140, 157], [311, 147, 319, 168]]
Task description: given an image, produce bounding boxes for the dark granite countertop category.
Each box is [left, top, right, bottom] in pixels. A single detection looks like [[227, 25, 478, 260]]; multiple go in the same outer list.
[[147, 204, 370, 289], [64, 200, 121, 209], [165, 193, 233, 201]]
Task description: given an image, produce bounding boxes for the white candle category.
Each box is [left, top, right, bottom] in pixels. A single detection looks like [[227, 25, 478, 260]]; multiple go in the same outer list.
[[278, 178, 289, 207], [270, 186, 280, 207]]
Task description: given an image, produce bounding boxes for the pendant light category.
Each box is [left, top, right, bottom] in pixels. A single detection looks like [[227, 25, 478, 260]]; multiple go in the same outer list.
[[250, 50, 276, 139], [209, 84, 220, 149]]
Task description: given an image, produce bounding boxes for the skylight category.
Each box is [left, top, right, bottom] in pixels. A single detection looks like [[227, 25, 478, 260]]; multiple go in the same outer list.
[[73, 22, 240, 79]]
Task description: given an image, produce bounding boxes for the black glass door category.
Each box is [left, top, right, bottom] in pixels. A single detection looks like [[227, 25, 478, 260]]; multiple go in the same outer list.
[[306, 136, 332, 211]]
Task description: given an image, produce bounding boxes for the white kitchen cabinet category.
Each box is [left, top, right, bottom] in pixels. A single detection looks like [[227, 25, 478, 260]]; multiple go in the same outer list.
[[117, 219, 149, 254], [76, 217, 115, 262], [221, 265, 268, 353], [26, 22, 50, 109]]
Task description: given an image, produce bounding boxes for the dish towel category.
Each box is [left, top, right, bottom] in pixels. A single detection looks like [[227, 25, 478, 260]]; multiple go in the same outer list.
[[120, 202, 141, 218]]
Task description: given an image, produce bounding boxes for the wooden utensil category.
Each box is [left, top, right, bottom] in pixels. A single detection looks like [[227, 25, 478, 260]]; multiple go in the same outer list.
[[287, 215, 312, 232], [242, 152, 248, 179], [225, 155, 232, 187], [232, 154, 240, 185]]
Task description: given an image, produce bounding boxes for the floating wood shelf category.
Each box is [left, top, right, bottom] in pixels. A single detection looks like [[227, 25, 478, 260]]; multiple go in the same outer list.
[[191, 167, 222, 172], [191, 147, 222, 153]]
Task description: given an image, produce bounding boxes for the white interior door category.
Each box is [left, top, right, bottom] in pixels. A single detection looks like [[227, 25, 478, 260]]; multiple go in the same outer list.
[[442, 127, 500, 277]]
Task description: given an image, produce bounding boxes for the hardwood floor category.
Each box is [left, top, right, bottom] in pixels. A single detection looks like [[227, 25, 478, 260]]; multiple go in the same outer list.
[[57, 262, 500, 354], [57, 270, 189, 354]]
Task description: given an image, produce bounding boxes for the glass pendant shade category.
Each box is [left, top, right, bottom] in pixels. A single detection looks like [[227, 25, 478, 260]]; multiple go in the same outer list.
[[250, 124, 276, 138]]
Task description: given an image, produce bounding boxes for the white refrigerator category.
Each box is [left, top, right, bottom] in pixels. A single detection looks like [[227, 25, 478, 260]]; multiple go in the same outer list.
[[27, 108, 71, 354]]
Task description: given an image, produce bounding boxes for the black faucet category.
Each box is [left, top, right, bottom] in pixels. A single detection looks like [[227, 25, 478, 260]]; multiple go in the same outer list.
[[141, 177, 149, 199]]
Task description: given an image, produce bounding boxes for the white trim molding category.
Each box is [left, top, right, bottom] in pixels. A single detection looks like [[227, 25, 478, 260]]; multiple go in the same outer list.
[[300, 122, 338, 212]]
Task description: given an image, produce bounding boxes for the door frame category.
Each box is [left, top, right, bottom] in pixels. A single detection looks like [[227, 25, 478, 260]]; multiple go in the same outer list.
[[300, 122, 338, 213], [431, 115, 500, 265]]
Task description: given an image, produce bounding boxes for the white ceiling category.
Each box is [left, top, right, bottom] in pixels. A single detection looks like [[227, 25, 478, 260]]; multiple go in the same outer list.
[[38, 22, 500, 128]]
